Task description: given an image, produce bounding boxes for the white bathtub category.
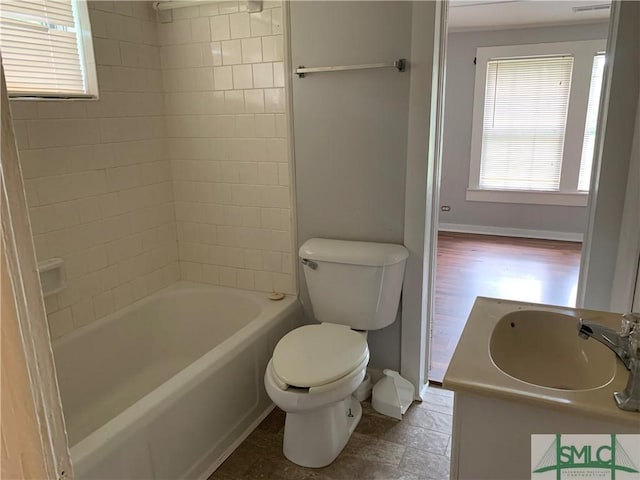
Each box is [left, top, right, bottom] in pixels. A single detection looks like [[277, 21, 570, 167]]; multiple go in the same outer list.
[[53, 282, 301, 479]]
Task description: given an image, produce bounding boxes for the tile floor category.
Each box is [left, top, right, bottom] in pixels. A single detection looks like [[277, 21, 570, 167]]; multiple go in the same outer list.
[[209, 386, 454, 480]]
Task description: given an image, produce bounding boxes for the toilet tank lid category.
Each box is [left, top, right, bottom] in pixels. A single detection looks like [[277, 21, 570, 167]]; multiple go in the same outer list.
[[299, 238, 409, 266]]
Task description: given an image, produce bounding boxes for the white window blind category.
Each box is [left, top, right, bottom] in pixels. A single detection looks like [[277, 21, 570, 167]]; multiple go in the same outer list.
[[479, 56, 574, 191], [0, 0, 88, 96], [578, 54, 606, 192]]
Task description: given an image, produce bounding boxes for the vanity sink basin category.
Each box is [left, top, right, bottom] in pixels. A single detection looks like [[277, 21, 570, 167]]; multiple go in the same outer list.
[[489, 310, 617, 390]]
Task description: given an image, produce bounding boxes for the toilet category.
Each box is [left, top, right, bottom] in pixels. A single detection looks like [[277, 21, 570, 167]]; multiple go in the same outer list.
[[264, 238, 408, 468]]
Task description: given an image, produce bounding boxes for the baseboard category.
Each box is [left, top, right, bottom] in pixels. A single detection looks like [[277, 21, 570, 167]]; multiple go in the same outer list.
[[438, 223, 583, 243]]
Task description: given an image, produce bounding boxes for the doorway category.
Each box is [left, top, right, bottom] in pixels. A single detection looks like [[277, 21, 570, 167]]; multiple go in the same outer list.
[[430, 233, 582, 382], [428, 0, 612, 383]]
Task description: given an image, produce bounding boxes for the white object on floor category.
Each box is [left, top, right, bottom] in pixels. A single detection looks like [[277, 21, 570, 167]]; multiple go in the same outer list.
[[372, 369, 415, 420]]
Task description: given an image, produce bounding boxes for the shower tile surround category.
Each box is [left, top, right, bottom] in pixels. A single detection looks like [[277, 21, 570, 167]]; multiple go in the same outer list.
[[9, 0, 293, 340], [11, 1, 178, 340], [160, 2, 293, 294]]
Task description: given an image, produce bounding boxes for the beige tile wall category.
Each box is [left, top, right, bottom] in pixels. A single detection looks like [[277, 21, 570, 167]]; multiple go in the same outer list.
[[9, 0, 295, 340], [159, 1, 295, 294], [10, 1, 179, 339]]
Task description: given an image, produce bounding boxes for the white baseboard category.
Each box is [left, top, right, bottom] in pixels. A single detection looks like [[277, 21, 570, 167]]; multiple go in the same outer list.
[[438, 223, 583, 243]]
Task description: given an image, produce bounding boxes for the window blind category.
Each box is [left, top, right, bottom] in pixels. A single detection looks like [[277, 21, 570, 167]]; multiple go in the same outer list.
[[0, 0, 86, 96], [577, 54, 606, 192], [479, 56, 574, 191]]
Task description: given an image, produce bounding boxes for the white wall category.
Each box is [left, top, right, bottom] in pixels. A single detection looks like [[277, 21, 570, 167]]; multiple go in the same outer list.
[[402, 0, 445, 395], [611, 94, 640, 312], [581, 1, 640, 310], [158, 1, 295, 294], [290, 1, 412, 370], [439, 22, 610, 235], [11, 1, 179, 339]]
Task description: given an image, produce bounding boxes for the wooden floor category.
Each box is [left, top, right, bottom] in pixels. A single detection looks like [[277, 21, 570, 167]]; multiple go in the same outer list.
[[429, 232, 582, 384]]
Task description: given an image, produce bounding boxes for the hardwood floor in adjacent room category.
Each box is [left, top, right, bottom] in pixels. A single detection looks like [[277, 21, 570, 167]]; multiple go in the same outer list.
[[429, 232, 582, 384]]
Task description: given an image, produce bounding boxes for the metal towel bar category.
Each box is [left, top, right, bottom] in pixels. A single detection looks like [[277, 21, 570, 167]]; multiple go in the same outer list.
[[296, 58, 406, 78]]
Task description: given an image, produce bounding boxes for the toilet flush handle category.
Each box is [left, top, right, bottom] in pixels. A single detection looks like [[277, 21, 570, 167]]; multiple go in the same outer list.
[[301, 258, 318, 270]]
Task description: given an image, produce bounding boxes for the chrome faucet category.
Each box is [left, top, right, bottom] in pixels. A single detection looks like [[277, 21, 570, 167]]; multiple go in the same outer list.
[[578, 312, 640, 412]]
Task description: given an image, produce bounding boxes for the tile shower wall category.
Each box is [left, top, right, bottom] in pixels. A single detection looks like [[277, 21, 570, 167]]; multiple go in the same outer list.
[[159, 1, 294, 294], [10, 1, 179, 339]]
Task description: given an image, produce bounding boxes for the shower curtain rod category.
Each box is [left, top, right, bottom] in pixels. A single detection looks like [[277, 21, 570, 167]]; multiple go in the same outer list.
[[153, 1, 215, 11], [154, 1, 263, 12]]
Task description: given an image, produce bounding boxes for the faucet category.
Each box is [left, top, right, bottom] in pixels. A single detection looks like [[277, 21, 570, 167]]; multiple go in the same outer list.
[[578, 312, 640, 412]]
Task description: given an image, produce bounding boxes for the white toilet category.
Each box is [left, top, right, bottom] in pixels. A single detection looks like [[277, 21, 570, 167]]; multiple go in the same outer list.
[[264, 238, 408, 468]]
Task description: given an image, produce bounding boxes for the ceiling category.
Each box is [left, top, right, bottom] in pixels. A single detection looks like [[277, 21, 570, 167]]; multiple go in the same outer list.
[[448, 0, 611, 31]]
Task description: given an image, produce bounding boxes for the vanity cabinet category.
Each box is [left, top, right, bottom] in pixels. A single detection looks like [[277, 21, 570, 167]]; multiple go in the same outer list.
[[444, 297, 640, 480], [450, 391, 639, 480]]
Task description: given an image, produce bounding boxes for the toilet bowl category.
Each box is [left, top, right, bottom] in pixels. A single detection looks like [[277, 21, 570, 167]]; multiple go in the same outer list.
[[264, 323, 369, 467], [264, 238, 408, 468]]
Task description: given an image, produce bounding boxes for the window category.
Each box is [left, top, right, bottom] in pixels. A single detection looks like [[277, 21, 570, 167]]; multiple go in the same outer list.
[[480, 56, 573, 191], [578, 53, 606, 192], [468, 40, 607, 206], [0, 0, 98, 98]]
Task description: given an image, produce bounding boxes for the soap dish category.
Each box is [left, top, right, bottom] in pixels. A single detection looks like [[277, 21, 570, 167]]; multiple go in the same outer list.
[[38, 258, 66, 297]]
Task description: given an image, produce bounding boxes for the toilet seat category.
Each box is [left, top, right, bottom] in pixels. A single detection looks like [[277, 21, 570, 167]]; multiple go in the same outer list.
[[272, 323, 368, 389]]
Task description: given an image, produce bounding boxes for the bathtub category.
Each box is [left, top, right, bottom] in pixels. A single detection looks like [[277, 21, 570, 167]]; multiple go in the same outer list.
[[52, 282, 301, 479]]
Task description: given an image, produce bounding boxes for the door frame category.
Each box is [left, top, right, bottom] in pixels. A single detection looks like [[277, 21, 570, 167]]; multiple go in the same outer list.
[[610, 94, 640, 312], [577, 0, 640, 312], [0, 63, 72, 478], [400, 0, 448, 399], [634, 260, 640, 311], [424, 0, 639, 383]]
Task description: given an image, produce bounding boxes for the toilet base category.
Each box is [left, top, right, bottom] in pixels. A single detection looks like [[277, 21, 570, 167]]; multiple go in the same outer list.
[[282, 395, 362, 468]]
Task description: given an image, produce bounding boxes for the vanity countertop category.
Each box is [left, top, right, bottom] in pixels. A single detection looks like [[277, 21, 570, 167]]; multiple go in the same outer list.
[[443, 297, 639, 424]]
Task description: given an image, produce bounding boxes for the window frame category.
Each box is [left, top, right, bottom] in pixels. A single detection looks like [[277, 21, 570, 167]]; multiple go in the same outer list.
[[467, 39, 606, 207], [3, 0, 99, 101]]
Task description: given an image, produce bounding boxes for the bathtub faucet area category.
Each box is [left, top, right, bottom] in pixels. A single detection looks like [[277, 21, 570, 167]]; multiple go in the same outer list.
[[578, 313, 640, 412]]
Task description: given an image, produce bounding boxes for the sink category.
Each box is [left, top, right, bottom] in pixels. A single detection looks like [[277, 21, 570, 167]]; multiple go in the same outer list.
[[447, 299, 639, 480], [489, 310, 617, 390]]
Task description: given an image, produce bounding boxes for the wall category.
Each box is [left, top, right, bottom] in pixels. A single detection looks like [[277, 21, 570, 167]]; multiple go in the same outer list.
[[439, 22, 610, 236], [290, 1, 412, 370], [159, 1, 294, 294], [9, 0, 296, 341], [10, 1, 180, 339], [611, 94, 640, 311], [581, 1, 640, 310], [401, 1, 445, 394]]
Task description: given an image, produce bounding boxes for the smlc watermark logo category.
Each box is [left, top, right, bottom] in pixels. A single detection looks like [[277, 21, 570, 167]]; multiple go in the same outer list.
[[532, 434, 640, 480]]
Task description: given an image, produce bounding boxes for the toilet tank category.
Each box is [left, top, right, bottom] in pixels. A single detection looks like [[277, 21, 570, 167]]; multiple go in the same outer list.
[[299, 238, 409, 331]]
